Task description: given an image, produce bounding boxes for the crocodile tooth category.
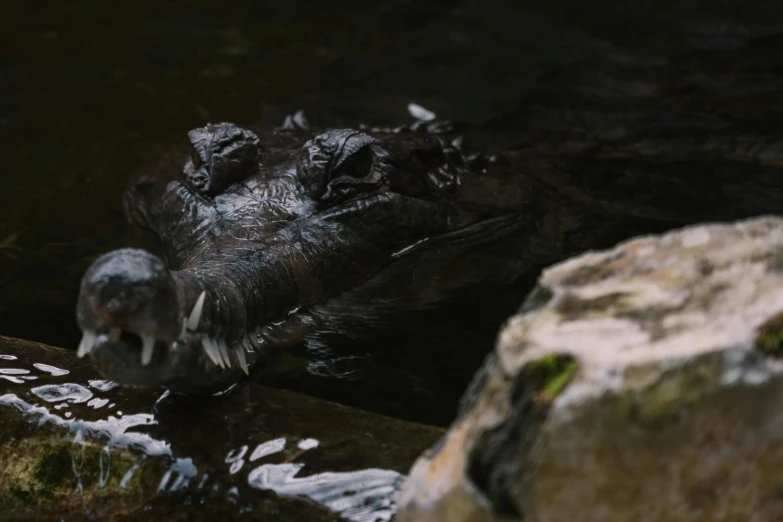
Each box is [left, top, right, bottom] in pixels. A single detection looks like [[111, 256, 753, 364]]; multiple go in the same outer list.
[[140, 335, 156, 366], [235, 346, 249, 375], [186, 291, 207, 331], [108, 328, 121, 342], [180, 318, 187, 339], [77, 330, 97, 358], [248, 330, 260, 349], [242, 336, 252, 352], [201, 336, 222, 367], [206, 337, 225, 368], [217, 339, 232, 368], [256, 325, 268, 344]]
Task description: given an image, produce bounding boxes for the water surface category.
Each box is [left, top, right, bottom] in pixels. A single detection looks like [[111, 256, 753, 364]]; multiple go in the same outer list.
[[0, 335, 441, 520]]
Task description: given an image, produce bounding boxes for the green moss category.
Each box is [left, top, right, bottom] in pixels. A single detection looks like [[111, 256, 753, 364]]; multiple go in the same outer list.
[[74, 445, 107, 486], [33, 447, 72, 490], [556, 292, 630, 321], [527, 355, 580, 404], [111, 453, 136, 480], [8, 484, 32, 503], [750, 248, 783, 274], [755, 311, 783, 357], [30, 441, 142, 496], [544, 362, 579, 398], [628, 354, 723, 427]]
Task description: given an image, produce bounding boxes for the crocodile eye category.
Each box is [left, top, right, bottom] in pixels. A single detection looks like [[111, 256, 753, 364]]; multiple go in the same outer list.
[[297, 129, 384, 202], [191, 151, 202, 169], [335, 144, 374, 179], [182, 123, 261, 196]]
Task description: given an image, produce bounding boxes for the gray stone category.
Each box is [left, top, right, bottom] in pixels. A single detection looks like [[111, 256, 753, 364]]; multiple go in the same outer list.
[[397, 216, 783, 522]]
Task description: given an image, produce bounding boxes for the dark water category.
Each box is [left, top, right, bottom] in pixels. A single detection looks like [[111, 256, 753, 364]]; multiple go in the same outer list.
[[5, 0, 782, 345], [0, 0, 550, 427], [5, 0, 783, 425], [1, 1, 513, 347], [5, 0, 783, 519], [1, 1, 499, 426]]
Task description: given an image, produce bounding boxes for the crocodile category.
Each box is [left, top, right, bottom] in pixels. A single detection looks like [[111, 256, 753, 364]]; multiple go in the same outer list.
[[75, 41, 783, 396], [76, 118, 553, 393]]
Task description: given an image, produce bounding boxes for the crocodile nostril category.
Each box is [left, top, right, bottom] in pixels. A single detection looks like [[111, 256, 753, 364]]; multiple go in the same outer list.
[[105, 298, 123, 315], [99, 292, 142, 318]]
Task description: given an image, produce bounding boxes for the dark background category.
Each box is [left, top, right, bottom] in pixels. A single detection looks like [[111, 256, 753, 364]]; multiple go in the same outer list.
[[2, 0, 783, 349]]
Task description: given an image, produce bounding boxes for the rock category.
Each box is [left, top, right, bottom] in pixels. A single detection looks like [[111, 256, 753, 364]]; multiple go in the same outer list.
[[397, 216, 783, 522], [0, 335, 442, 521]]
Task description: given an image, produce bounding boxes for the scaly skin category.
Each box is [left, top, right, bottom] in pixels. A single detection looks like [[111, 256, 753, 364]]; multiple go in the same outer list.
[[76, 119, 545, 392]]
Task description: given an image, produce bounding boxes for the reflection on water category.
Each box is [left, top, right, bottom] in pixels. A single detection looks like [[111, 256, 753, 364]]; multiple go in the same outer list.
[[88, 379, 119, 391], [34, 362, 69, 376], [248, 464, 403, 522], [0, 368, 30, 374], [250, 437, 286, 461], [297, 437, 319, 450], [32, 382, 93, 403], [0, 345, 412, 521], [0, 356, 33, 384], [0, 394, 170, 457], [158, 457, 198, 493], [226, 445, 248, 475]]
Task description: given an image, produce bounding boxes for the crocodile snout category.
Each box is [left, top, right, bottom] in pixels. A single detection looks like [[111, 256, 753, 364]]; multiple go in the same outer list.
[[76, 248, 182, 365]]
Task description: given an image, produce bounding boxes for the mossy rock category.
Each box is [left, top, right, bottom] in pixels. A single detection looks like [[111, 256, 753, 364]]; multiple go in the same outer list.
[[398, 217, 783, 522]]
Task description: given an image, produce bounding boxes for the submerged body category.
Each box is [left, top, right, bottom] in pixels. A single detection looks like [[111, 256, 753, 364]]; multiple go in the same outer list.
[[76, 39, 783, 397]]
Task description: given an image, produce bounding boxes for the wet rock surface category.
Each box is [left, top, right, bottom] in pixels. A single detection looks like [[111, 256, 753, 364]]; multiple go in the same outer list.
[[0, 335, 442, 521], [397, 216, 783, 522]]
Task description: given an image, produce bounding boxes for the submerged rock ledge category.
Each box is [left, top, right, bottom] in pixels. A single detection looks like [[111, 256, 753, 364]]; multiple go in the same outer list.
[[398, 215, 783, 522], [0, 336, 442, 521]]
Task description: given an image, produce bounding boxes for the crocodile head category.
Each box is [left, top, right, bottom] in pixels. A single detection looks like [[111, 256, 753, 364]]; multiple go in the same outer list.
[[75, 120, 528, 392]]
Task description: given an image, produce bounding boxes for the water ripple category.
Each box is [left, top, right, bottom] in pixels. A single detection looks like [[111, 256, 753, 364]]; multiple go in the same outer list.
[[88, 379, 118, 392], [248, 463, 403, 522], [249, 437, 286, 461], [32, 383, 93, 404], [0, 356, 408, 521], [33, 363, 69, 376], [0, 393, 171, 457]]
